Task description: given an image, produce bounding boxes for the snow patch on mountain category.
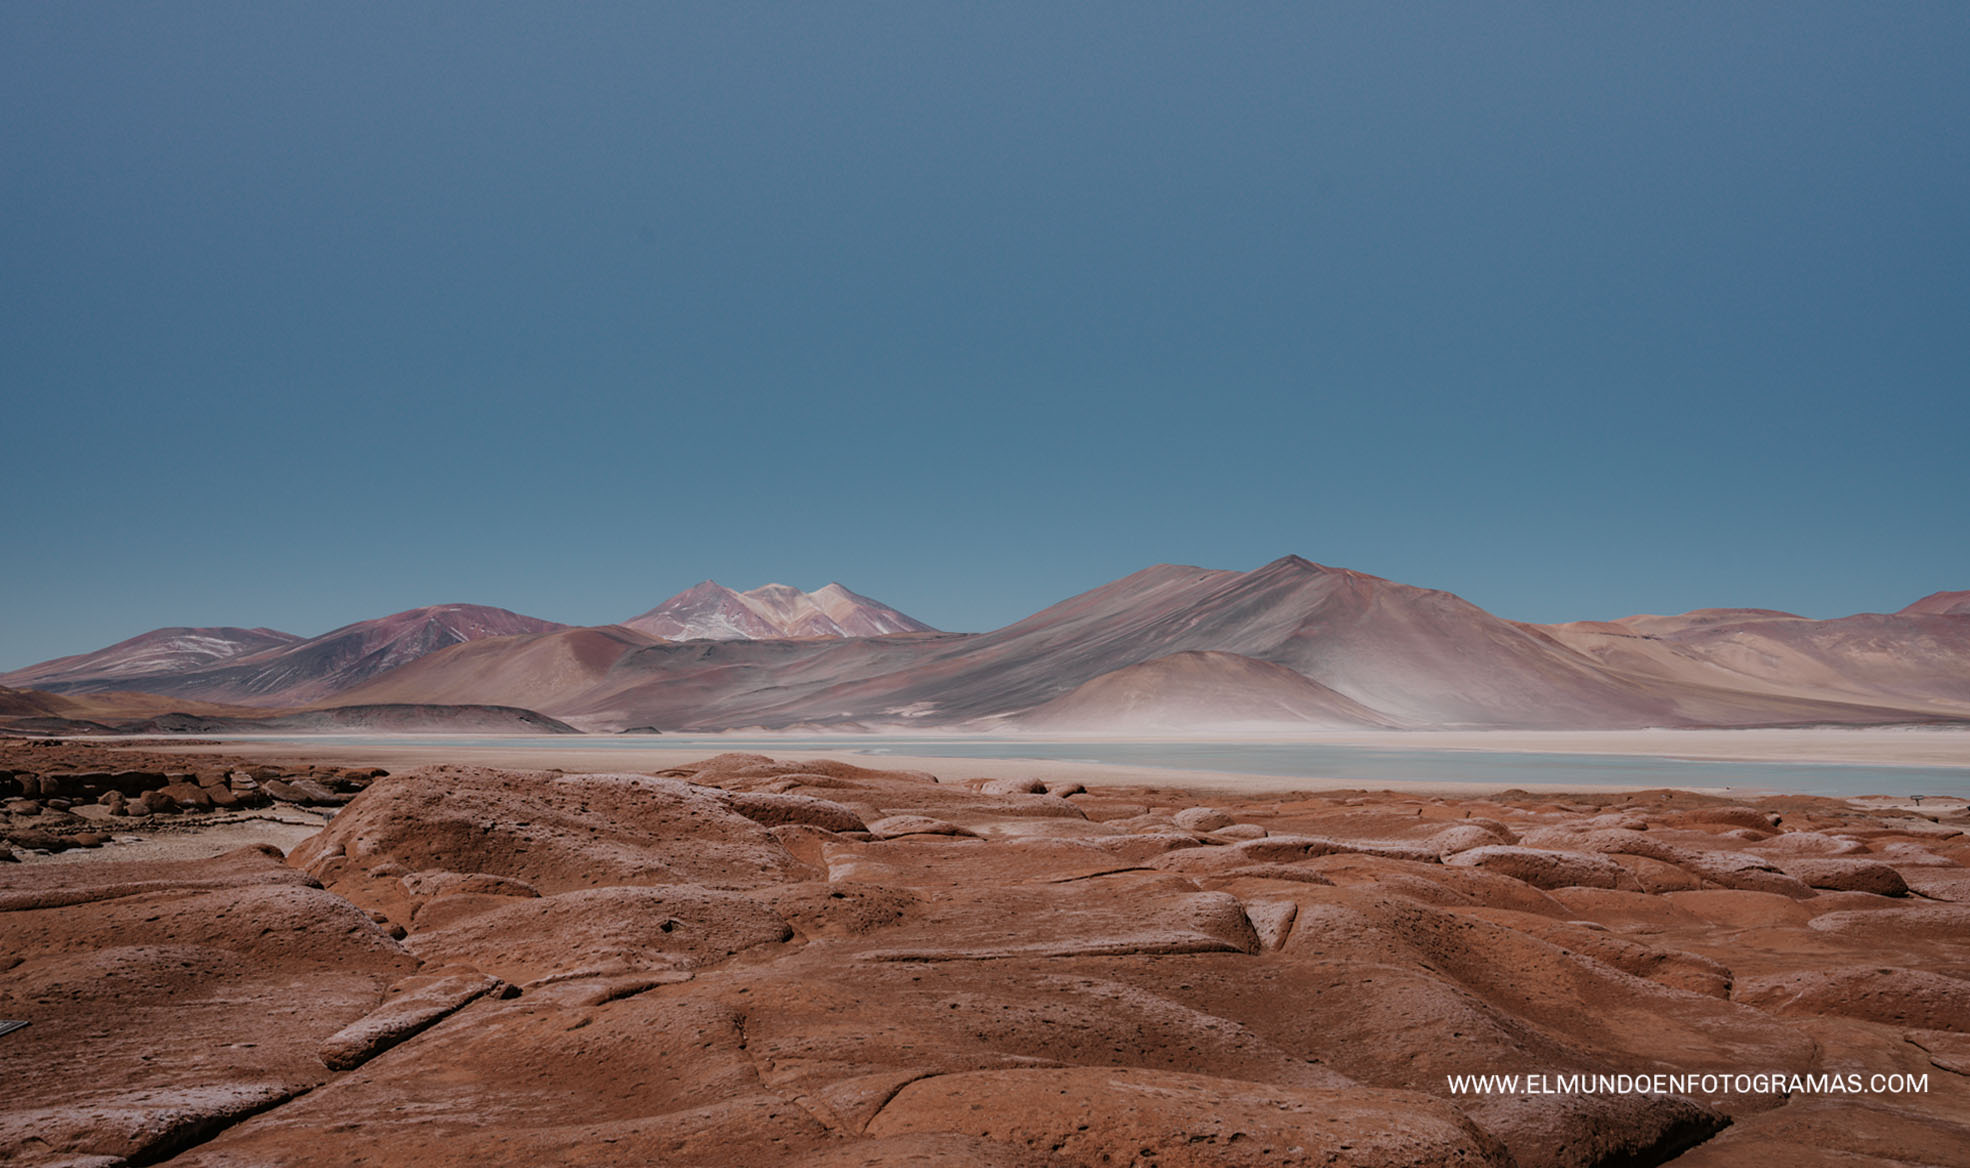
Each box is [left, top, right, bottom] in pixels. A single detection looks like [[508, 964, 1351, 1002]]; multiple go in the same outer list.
[[623, 581, 936, 641]]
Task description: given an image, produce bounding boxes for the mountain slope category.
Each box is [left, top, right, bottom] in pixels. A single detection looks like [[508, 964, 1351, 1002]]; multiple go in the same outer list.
[[1, 627, 301, 690], [11, 605, 567, 706], [1643, 611, 1970, 711], [622, 581, 935, 641], [343, 558, 1968, 732], [760, 557, 1681, 730], [1902, 590, 1970, 617], [1612, 609, 1810, 637], [1013, 651, 1399, 731], [10, 562, 1964, 731], [321, 625, 663, 721]]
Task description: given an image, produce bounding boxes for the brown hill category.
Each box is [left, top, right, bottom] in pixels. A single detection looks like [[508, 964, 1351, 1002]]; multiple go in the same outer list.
[[318, 625, 665, 721], [11, 605, 566, 706], [336, 558, 1689, 731], [0, 686, 287, 723], [12, 561, 1967, 732], [0, 626, 300, 690], [1612, 609, 1809, 636], [1013, 651, 1399, 731], [1902, 590, 1970, 617]]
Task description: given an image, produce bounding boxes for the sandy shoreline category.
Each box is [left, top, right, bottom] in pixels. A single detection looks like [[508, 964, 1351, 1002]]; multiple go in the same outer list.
[[1209, 726, 1970, 767], [143, 740, 1616, 798], [136, 724, 1970, 764], [121, 725, 1968, 799], [15, 808, 330, 866]]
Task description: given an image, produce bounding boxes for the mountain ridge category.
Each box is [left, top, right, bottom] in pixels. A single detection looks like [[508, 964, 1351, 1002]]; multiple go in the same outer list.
[[622, 580, 936, 641], [5, 562, 1964, 732]]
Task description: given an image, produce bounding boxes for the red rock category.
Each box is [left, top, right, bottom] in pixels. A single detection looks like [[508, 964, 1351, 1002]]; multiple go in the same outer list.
[[866, 814, 976, 839], [400, 870, 541, 900], [318, 972, 507, 1070], [864, 1067, 1509, 1167], [6, 747, 1964, 1166], [1173, 806, 1235, 831], [716, 789, 866, 832], [1735, 966, 1970, 1031], [258, 778, 306, 803], [0, 846, 413, 1166], [1807, 904, 1970, 943], [975, 776, 1049, 796], [1213, 823, 1268, 840], [1904, 1028, 1970, 1075], [1461, 1092, 1728, 1168], [287, 777, 345, 804], [1778, 857, 1910, 896], [1671, 807, 1779, 831], [3, 827, 70, 851], [406, 885, 794, 983], [1443, 845, 1635, 890], [162, 782, 213, 809], [292, 768, 810, 898], [800, 1132, 1052, 1166], [1429, 822, 1519, 855]]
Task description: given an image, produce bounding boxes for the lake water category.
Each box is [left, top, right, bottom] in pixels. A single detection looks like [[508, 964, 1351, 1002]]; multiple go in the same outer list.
[[230, 735, 1970, 797]]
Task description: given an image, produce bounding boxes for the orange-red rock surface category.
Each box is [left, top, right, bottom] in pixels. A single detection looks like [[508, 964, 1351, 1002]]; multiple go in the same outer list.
[[3, 748, 1967, 1166]]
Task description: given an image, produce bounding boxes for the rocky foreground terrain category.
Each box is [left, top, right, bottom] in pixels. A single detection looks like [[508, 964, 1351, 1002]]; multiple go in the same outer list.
[[2, 742, 1967, 1166], [0, 738, 375, 861]]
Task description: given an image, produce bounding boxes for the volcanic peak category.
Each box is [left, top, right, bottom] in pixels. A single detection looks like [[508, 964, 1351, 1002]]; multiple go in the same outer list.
[[622, 581, 935, 642], [1901, 590, 1970, 617]]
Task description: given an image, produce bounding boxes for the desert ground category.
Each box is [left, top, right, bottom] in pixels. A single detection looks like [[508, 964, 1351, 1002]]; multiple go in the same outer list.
[[2, 734, 1968, 1166]]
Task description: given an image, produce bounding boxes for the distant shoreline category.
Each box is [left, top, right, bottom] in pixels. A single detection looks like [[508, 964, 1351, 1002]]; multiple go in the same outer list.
[[124, 725, 1970, 800]]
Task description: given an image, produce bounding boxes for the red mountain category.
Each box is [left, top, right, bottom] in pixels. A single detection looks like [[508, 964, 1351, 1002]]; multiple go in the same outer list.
[[9, 605, 566, 706], [10, 562, 1965, 731], [1901, 590, 1970, 617], [1012, 650, 1399, 731], [336, 558, 1695, 730], [1, 627, 301, 691]]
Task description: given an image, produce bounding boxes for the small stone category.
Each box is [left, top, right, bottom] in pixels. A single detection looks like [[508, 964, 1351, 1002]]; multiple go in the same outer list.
[[978, 777, 1049, 796], [1213, 823, 1268, 840], [162, 782, 214, 810], [866, 815, 978, 839], [1174, 807, 1236, 832], [136, 790, 181, 815], [1779, 857, 1910, 897], [4, 828, 71, 852], [289, 778, 345, 804]]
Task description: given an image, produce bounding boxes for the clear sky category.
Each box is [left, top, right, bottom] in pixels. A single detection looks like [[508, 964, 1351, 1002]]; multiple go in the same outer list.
[[4, 4, 1966, 668]]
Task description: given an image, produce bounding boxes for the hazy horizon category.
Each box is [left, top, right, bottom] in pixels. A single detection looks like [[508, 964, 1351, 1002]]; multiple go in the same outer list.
[[6, 4, 1966, 668]]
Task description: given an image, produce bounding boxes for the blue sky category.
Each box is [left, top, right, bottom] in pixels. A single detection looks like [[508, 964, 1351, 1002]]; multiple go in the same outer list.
[[4, 4, 1966, 667]]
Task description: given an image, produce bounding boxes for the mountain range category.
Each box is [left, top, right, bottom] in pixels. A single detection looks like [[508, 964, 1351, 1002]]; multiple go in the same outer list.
[[3, 561, 1966, 733], [623, 581, 936, 641]]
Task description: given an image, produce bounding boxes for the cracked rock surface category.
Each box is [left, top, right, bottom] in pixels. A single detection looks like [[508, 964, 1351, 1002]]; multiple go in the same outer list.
[[3, 750, 1967, 1166]]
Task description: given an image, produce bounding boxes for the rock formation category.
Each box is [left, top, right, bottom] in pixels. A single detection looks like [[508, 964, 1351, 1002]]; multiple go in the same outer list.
[[3, 745, 1966, 1164]]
